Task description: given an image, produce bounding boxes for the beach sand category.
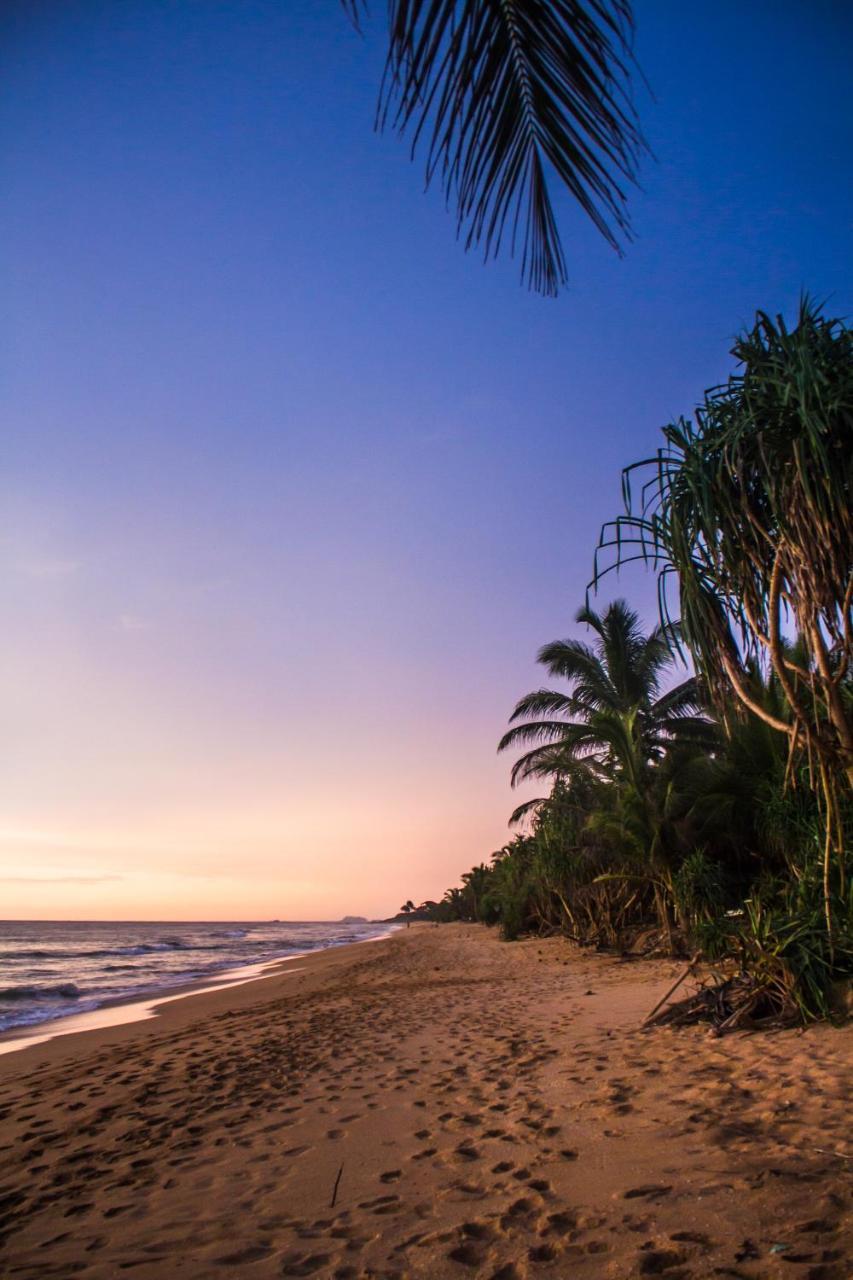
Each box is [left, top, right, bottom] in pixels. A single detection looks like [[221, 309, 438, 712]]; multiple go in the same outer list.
[[0, 923, 849, 1279]]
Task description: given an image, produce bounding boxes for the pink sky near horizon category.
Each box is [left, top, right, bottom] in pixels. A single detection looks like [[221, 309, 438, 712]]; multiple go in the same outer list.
[[1, 488, 547, 920]]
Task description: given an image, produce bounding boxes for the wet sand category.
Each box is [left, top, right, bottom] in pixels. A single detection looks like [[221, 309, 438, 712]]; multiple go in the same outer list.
[[0, 923, 849, 1278]]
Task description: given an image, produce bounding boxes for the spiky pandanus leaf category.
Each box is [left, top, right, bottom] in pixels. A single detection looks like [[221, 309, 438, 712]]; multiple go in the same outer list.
[[594, 301, 852, 778]]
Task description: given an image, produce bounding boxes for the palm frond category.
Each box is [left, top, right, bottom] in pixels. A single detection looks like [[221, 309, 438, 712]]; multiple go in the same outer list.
[[499, 719, 602, 753], [377, 0, 644, 295], [536, 638, 618, 708], [634, 625, 676, 696], [508, 740, 602, 786], [508, 796, 548, 826], [591, 598, 650, 701], [648, 715, 720, 751], [340, 0, 365, 27], [507, 688, 579, 722], [651, 676, 704, 720]]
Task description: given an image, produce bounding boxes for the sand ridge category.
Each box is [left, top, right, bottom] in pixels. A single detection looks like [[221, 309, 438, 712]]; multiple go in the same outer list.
[[0, 924, 849, 1278]]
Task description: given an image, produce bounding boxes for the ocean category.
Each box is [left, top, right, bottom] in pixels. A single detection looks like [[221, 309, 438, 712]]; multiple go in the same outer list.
[[0, 918, 393, 1035]]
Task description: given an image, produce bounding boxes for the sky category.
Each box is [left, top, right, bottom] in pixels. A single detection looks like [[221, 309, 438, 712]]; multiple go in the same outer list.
[[2, 0, 851, 921]]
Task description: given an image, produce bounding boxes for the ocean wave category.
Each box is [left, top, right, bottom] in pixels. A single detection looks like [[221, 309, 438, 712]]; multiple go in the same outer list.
[[4, 940, 207, 962], [0, 924, 394, 1041], [0, 998, 100, 1034], [0, 982, 82, 1002]]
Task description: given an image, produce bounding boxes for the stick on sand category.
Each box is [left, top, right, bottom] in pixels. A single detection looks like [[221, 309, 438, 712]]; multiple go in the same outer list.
[[331, 1163, 344, 1209], [642, 953, 700, 1026]]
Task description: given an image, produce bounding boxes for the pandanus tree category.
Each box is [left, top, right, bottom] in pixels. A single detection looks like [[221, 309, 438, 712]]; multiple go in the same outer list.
[[593, 301, 853, 948], [342, 1, 645, 294]]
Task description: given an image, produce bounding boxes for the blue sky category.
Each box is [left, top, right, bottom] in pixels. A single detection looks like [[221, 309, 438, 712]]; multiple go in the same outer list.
[[2, 0, 851, 918]]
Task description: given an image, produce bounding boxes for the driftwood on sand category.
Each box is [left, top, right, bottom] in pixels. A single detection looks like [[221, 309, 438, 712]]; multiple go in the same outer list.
[[642, 954, 701, 1026], [643, 968, 817, 1034]]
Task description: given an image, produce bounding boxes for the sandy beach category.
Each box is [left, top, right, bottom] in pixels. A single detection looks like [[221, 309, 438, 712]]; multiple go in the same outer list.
[[0, 924, 849, 1279]]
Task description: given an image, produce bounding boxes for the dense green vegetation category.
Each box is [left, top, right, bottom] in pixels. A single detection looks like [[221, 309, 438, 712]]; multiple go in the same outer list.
[[412, 303, 852, 1024]]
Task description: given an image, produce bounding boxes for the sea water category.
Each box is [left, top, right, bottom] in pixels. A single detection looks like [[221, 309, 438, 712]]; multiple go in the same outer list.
[[0, 919, 391, 1034]]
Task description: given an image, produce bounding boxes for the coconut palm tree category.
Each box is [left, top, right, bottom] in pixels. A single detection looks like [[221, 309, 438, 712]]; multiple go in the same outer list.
[[498, 599, 711, 788], [498, 599, 714, 943], [342, 1, 645, 295], [460, 863, 493, 921], [441, 885, 468, 919]]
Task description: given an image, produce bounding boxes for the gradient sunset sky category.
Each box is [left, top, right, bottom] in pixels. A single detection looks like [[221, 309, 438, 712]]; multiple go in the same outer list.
[[3, 1, 851, 920]]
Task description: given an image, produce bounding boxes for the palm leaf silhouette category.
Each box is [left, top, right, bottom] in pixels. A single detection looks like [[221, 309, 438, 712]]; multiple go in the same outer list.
[[344, 1, 644, 294]]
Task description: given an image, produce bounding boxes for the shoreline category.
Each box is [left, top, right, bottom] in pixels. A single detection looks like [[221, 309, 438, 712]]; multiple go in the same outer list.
[[0, 929, 397, 1075], [0, 953, 315, 1059], [1, 924, 849, 1278], [0, 923, 399, 1055]]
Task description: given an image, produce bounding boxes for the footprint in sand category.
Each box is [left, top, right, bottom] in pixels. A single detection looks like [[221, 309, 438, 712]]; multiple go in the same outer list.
[[461, 1219, 498, 1241], [454, 1142, 481, 1162], [623, 1184, 672, 1201], [543, 1210, 576, 1237], [448, 1240, 486, 1267], [637, 1245, 687, 1274], [280, 1251, 333, 1276], [357, 1193, 400, 1212], [670, 1230, 710, 1246], [215, 1244, 274, 1265], [529, 1241, 560, 1263], [452, 1179, 489, 1196]]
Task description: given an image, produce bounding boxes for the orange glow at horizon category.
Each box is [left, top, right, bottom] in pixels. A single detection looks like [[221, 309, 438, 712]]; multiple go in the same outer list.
[[1, 515, 541, 920]]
